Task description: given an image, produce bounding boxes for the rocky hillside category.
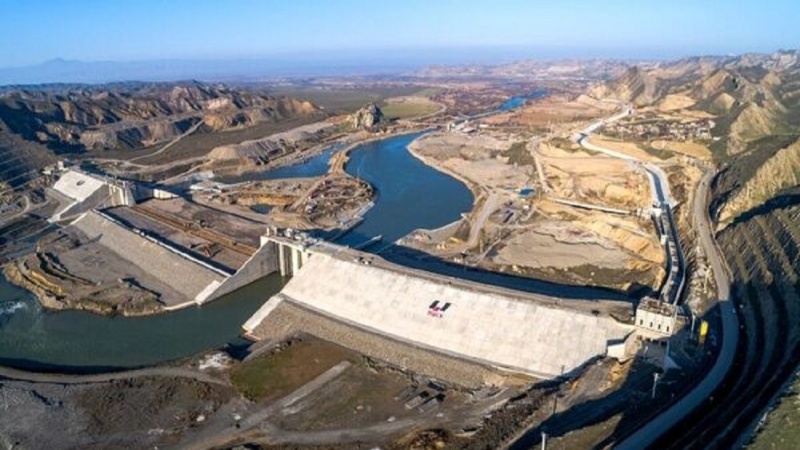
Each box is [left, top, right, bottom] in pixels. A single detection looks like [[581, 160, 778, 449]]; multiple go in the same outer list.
[[0, 132, 55, 188], [0, 81, 320, 154], [349, 103, 384, 130], [590, 50, 800, 226], [717, 139, 800, 223], [590, 51, 799, 153]]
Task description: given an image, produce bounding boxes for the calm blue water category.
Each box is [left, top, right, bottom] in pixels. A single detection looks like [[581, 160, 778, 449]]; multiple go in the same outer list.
[[0, 133, 473, 371], [337, 132, 473, 247], [215, 143, 345, 184], [498, 88, 549, 112]]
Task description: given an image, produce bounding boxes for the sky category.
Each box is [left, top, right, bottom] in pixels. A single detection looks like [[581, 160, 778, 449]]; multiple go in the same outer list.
[[0, 0, 798, 68]]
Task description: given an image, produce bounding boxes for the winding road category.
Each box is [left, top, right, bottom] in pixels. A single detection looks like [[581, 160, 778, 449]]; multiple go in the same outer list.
[[614, 168, 738, 449], [574, 104, 738, 449]]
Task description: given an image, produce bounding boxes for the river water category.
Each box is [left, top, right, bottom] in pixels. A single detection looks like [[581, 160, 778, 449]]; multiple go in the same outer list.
[[0, 132, 473, 370], [0, 89, 614, 371], [215, 142, 347, 184], [498, 88, 549, 111], [0, 273, 284, 371], [337, 132, 473, 247]]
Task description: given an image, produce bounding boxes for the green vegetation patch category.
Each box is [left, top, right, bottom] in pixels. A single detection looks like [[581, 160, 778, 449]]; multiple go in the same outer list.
[[412, 87, 445, 98], [269, 86, 422, 113], [502, 141, 534, 166], [230, 337, 355, 402], [379, 101, 440, 120], [640, 144, 674, 160]]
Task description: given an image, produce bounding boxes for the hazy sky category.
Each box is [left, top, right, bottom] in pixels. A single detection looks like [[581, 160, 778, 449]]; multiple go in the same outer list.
[[1, 0, 797, 67]]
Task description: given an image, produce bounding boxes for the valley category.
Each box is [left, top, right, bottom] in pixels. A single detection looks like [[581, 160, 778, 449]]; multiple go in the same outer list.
[[0, 48, 798, 450]]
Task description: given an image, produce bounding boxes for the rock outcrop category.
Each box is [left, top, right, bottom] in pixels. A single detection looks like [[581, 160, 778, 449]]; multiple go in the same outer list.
[[349, 103, 384, 130]]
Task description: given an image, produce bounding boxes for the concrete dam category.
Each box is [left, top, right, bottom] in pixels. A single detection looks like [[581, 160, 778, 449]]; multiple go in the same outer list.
[[244, 233, 634, 379]]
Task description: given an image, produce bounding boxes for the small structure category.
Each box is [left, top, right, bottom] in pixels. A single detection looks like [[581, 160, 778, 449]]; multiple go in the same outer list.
[[635, 297, 678, 338], [518, 188, 535, 198]]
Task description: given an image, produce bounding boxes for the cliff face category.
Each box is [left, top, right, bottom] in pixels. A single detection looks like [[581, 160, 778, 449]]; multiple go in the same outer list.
[[718, 138, 800, 224], [0, 82, 320, 153]]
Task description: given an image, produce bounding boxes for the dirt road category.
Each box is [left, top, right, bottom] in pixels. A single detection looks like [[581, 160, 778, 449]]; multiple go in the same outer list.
[[0, 365, 229, 386]]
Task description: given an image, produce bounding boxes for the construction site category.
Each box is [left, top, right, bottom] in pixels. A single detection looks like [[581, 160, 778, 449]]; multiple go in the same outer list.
[[2, 168, 282, 315]]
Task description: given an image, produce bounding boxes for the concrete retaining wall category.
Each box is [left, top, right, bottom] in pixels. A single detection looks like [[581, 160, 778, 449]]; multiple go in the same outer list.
[[202, 241, 280, 303], [53, 170, 105, 202], [71, 210, 224, 307], [55, 185, 112, 220]]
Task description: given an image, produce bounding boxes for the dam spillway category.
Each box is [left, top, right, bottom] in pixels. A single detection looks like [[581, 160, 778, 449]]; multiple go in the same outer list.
[[245, 236, 634, 379]]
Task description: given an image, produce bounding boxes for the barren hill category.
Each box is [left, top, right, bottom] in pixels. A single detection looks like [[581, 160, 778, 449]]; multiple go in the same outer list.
[[0, 81, 321, 154], [590, 50, 800, 226]]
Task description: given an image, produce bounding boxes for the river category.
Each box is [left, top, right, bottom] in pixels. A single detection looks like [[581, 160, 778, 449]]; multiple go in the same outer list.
[[0, 132, 474, 371], [0, 90, 616, 372], [337, 132, 473, 247], [498, 88, 549, 111]]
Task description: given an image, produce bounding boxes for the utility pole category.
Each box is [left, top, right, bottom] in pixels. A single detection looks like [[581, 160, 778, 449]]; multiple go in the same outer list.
[[652, 372, 661, 399]]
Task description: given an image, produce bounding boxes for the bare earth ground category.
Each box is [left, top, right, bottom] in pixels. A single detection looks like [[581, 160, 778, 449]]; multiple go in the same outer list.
[[143, 197, 266, 248], [483, 95, 609, 130], [494, 222, 629, 270], [408, 128, 664, 290], [3, 226, 170, 315]]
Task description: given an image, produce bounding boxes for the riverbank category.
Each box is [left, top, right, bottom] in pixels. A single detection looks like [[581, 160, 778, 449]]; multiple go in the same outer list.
[[407, 131, 484, 201], [2, 258, 165, 317]]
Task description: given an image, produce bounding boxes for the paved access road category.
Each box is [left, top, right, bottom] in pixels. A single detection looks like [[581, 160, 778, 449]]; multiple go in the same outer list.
[[573, 104, 738, 449], [613, 169, 738, 449]]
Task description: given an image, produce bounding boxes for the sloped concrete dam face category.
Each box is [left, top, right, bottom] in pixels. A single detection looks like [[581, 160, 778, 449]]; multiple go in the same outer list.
[[245, 253, 632, 379]]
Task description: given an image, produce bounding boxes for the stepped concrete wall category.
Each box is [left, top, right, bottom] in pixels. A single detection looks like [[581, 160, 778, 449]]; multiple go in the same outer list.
[[53, 170, 105, 202]]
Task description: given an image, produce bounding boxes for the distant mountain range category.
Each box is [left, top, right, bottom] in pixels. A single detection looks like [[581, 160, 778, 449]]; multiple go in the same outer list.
[[0, 47, 593, 86], [0, 57, 424, 86]]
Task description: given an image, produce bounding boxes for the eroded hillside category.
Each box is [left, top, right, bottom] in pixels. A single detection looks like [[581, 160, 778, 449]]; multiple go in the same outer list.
[[0, 81, 320, 154], [591, 50, 800, 227]]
